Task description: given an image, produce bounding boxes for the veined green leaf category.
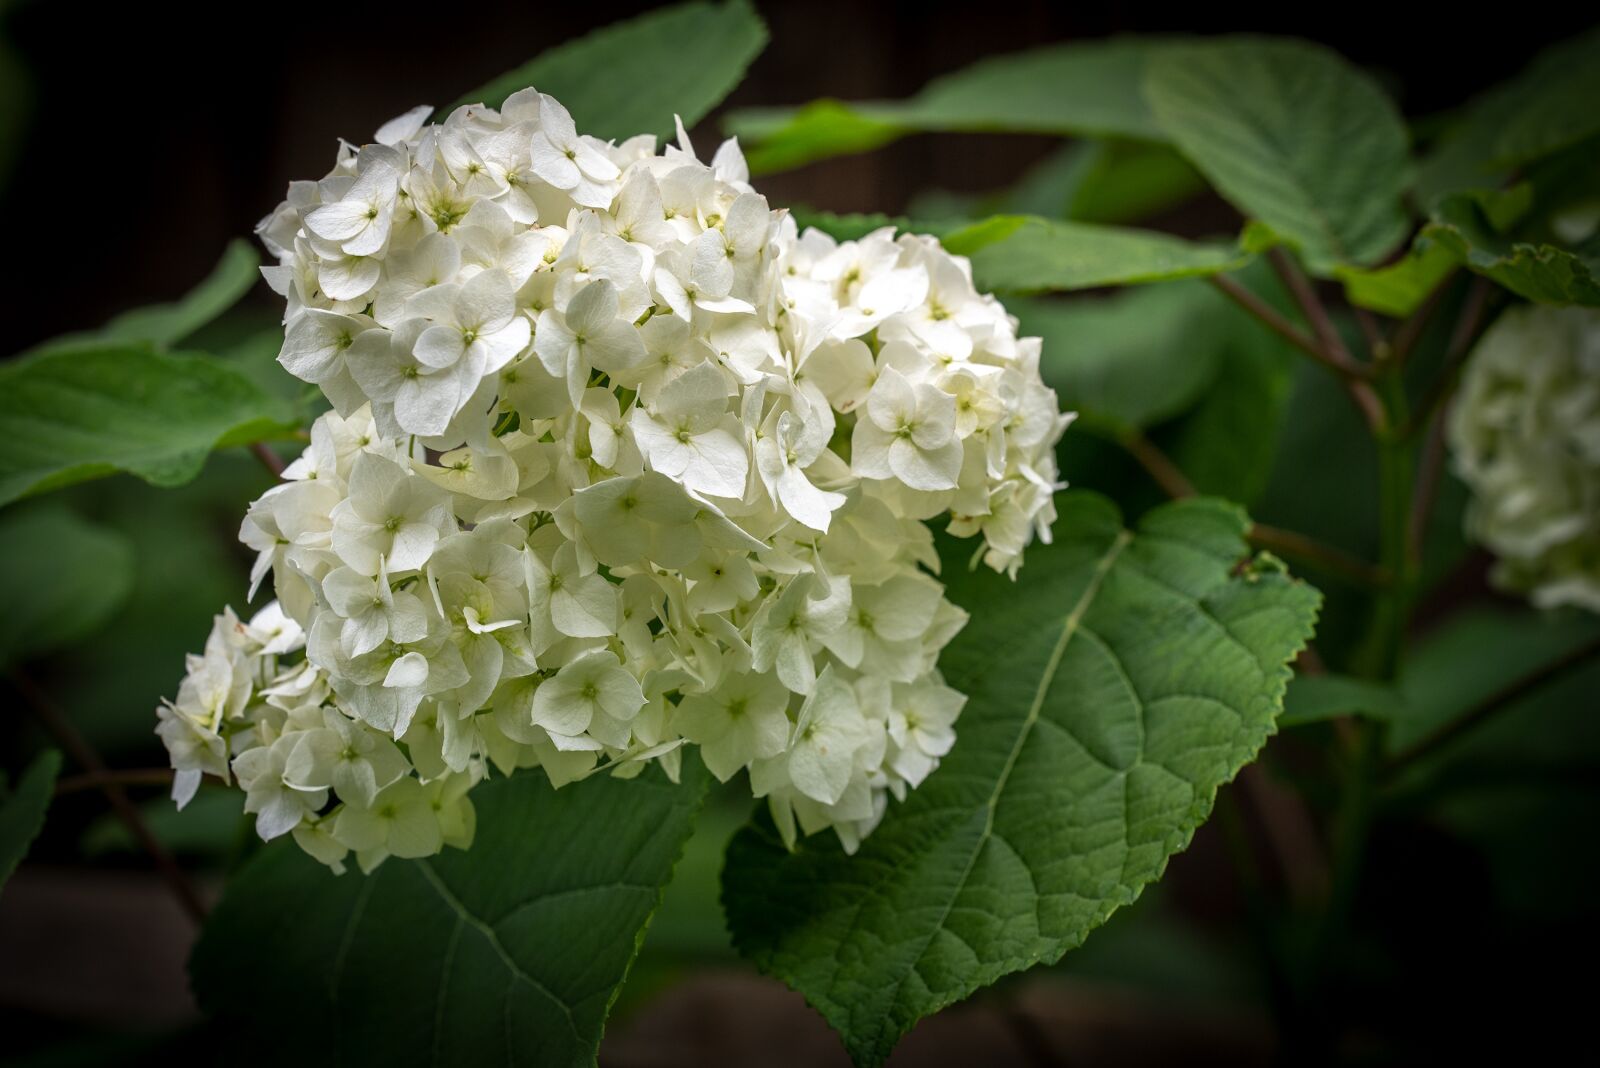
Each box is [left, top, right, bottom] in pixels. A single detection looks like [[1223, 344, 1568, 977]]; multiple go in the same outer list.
[[723, 493, 1320, 1066], [1423, 193, 1600, 306], [193, 760, 709, 1067], [456, 0, 767, 143], [0, 343, 297, 507], [729, 38, 1182, 175], [0, 750, 62, 892], [101, 240, 261, 348], [0, 506, 135, 668], [1145, 37, 1412, 276]]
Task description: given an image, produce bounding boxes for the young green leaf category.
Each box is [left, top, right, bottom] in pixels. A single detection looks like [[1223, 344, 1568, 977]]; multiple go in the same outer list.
[[0, 750, 62, 892], [0, 343, 297, 507], [1423, 193, 1600, 306], [0, 506, 135, 669], [192, 760, 709, 1067], [722, 493, 1321, 1066], [456, 0, 767, 143], [1144, 37, 1411, 276], [728, 38, 1181, 175], [1335, 241, 1460, 317], [99, 240, 262, 349]]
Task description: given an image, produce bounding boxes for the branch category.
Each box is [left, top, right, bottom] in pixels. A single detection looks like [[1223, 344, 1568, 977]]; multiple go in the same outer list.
[[1266, 249, 1372, 379], [1208, 273, 1325, 365], [249, 441, 285, 478], [1388, 634, 1600, 773], [1250, 523, 1392, 589], [1401, 278, 1495, 439], [1210, 268, 1387, 434], [1120, 430, 1196, 499], [1388, 270, 1457, 368], [55, 768, 177, 796], [1114, 429, 1388, 588], [10, 671, 207, 925]]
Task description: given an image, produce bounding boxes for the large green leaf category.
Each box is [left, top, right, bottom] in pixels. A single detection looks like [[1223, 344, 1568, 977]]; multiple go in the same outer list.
[[100, 240, 261, 348], [0, 506, 135, 669], [0, 343, 295, 507], [943, 215, 1249, 293], [1416, 28, 1600, 207], [1144, 37, 1411, 276], [0, 750, 61, 892], [727, 38, 1180, 175], [1424, 193, 1600, 306], [193, 760, 709, 1067], [722, 493, 1321, 1066], [457, 0, 767, 143]]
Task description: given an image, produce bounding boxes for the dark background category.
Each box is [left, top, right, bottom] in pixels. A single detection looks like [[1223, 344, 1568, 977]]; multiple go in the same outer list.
[[1, 0, 1594, 354], [3, 4, 1598, 1065]]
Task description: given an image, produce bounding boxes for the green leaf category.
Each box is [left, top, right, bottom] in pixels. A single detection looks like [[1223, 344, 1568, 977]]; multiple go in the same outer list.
[[0, 750, 62, 892], [728, 38, 1180, 175], [1335, 241, 1460, 317], [1281, 674, 1406, 728], [1065, 141, 1207, 226], [1158, 264, 1298, 506], [1416, 28, 1600, 207], [1010, 283, 1227, 434], [0, 506, 135, 669], [1392, 608, 1600, 756], [457, 0, 767, 143], [943, 215, 1250, 293], [722, 493, 1320, 1066], [1144, 37, 1411, 276], [0, 343, 296, 507], [1424, 193, 1600, 306], [100, 240, 261, 348], [907, 141, 1206, 229], [193, 761, 709, 1066]]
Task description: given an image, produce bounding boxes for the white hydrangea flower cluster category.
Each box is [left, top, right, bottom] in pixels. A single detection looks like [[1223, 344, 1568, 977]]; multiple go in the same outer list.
[[1450, 304, 1600, 613], [156, 92, 1071, 872]]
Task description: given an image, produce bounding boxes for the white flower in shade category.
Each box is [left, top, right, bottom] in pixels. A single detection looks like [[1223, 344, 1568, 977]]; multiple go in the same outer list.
[[161, 88, 1074, 868], [535, 278, 649, 406], [675, 669, 792, 782], [851, 366, 963, 491], [629, 361, 749, 499], [531, 649, 647, 745], [330, 452, 456, 576], [1451, 305, 1600, 612], [233, 736, 327, 841]]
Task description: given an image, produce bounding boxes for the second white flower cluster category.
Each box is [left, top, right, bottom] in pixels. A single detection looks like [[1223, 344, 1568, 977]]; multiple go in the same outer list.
[[158, 91, 1071, 871]]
